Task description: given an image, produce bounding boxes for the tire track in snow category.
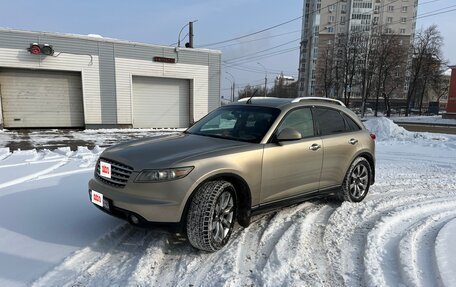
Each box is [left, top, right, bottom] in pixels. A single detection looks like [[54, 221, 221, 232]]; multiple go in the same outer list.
[[33, 225, 167, 287], [398, 212, 455, 287], [324, 190, 456, 286], [363, 198, 456, 287], [261, 203, 337, 286], [0, 160, 69, 190]]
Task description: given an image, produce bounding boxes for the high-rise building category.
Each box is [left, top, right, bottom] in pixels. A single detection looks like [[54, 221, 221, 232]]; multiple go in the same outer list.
[[298, 0, 418, 102]]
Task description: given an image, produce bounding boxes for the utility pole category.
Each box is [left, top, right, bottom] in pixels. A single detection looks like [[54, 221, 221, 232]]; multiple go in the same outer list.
[[188, 21, 194, 48], [226, 71, 236, 102], [257, 62, 268, 97], [232, 81, 235, 102], [177, 20, 197, 48], [225, 77, 233, 102]]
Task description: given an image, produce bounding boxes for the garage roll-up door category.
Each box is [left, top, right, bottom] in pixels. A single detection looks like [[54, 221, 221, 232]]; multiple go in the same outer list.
[[132, 76, 190, 128], [0, 68, 84, 128]]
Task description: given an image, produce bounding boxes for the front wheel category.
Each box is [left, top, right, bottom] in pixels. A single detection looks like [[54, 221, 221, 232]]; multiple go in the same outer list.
[[340, 157, 372, 202], [186, 180, 236, 252]]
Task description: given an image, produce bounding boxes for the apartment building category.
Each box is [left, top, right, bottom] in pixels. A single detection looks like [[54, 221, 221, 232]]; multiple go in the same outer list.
[[298, 0, 418, 102]]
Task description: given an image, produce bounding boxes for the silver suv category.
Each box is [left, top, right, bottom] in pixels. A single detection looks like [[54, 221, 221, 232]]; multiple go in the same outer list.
[[89, 97, 376, 251]]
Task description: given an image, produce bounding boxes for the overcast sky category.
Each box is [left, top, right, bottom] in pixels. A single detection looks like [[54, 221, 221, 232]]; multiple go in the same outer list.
[[0, 0, 454, 100]]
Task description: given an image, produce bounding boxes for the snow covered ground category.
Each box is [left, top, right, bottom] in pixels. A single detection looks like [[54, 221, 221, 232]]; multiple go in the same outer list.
[[0, 118, 455, 286]]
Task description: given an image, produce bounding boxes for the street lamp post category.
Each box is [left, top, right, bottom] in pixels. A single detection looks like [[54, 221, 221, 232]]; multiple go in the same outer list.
[[226, 71, 235, 102], [225, 77, 233, 102], [257, 62, 268, 97]]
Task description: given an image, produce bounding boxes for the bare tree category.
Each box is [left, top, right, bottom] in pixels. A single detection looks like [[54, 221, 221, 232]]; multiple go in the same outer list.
[[431, 70, 450, 104], [317, 46, 335, 98], [405, 25, 444, 116], [237, 85, 257, 99], [339, 35, 364, 106], [369, 34, 408, 116]]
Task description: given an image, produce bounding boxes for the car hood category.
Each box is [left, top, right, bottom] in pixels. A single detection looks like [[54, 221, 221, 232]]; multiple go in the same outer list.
[[100, 133, 251, 170]]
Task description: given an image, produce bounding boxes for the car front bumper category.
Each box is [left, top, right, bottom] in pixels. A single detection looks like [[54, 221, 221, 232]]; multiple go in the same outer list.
[[88, 175, 195, 223]]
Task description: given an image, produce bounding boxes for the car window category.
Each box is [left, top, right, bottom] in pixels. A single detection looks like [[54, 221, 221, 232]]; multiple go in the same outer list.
[[341, 112, 361, 131], [278, 108, 314, 138], [313, 107, 348, 136], [200, 113, 236, 131], [187, 106, 281, 143]]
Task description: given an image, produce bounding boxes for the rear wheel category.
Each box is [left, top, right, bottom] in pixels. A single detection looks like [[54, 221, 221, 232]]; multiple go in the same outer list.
[[186, 180, 236, 252], [340, 157, 372, 202]]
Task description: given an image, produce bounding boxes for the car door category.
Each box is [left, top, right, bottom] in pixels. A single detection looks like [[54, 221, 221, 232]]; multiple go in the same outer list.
[[312, 106, 364, 189], [261, 107, 323, 204]]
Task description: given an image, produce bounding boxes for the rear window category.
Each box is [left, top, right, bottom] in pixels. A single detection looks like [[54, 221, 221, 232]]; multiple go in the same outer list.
[[341, 113, 361, 131], [313, 107, 347, 136]]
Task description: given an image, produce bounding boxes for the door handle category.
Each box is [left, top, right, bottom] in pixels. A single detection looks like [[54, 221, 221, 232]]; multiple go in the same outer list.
[[309, 143, 321, 151], [349, 138, 358, 145]]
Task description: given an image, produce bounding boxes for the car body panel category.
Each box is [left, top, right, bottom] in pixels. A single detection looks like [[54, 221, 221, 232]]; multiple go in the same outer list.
[[101, 133, 251, 171], [318, 130, 367, 188], [260, 138, 323, 203]]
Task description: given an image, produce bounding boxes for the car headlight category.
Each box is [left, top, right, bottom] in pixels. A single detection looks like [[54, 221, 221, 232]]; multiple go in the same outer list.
[[135, 167, 194, 182]]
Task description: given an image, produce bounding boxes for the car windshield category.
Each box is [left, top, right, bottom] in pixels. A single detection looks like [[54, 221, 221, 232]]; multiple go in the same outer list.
[[186, 105, 281, 143]]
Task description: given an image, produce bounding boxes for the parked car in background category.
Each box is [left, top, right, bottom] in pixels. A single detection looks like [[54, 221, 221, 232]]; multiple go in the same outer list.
[[89, 97, 376, 252]]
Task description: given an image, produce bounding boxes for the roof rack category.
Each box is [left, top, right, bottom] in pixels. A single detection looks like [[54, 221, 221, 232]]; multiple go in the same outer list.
[[291, 97, 346, 107]]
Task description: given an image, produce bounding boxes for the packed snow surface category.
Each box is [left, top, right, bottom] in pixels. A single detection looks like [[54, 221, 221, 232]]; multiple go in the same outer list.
[[0, 117, 455, 286]]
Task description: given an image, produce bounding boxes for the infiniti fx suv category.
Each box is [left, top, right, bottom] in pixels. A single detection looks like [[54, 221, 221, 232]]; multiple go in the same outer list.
[[89, 97, 376, 252]]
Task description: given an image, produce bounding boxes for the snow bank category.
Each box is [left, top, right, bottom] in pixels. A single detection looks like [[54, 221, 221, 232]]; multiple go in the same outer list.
[[364, 117, 413, 141], [364, 117, 449, 143]]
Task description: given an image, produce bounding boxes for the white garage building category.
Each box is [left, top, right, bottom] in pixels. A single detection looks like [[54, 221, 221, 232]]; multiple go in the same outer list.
[[0, 28, 221, 129]]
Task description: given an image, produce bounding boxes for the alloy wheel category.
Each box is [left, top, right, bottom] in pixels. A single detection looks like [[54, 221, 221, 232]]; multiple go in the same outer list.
[[211, 190, 234, 243], [349, 164, 369, 200]]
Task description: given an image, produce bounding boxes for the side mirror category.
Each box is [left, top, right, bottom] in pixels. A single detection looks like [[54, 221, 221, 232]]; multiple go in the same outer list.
[[276, 128, 302, 142]]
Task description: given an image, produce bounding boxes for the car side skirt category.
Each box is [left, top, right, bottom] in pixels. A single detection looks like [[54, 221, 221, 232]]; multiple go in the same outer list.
[[251, 186, 341, 216]]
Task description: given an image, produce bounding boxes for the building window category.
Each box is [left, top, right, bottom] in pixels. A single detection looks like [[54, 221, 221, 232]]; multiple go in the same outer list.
[[400, 28, 406, 34], [327, 26, 334, 33], [340, 16, 346, 25], [401, 17, 407, 23], [329, 15, 335, 23], [388, 5, 394, 12], [402, 6, 408, 12], [387, 17, 393, 23], [328, 4, 336, 12], [341, 4, 347, 13]]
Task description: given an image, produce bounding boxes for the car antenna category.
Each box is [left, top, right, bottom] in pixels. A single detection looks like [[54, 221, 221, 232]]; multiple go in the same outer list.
[[245, 89, 258, 104]]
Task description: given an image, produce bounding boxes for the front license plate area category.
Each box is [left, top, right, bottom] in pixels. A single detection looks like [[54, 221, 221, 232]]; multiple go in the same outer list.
[[91, 190, 110, 211]]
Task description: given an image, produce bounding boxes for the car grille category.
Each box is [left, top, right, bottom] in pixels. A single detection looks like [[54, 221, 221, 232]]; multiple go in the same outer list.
[[95, 158, 133, 188]]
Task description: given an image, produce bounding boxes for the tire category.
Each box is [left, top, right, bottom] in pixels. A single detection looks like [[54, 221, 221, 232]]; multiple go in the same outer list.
[[186, 180, 237, 252], [340, 157, 372, 202]]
